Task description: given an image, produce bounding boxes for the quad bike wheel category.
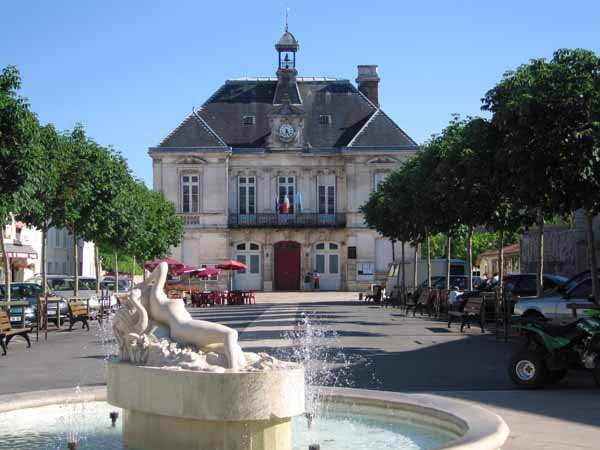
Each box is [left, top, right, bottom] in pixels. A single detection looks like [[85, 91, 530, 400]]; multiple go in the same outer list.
[[509, 349, 548, 389]]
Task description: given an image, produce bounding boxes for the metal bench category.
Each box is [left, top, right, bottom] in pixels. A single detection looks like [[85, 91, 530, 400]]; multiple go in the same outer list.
[[0, 310, 32, 355]]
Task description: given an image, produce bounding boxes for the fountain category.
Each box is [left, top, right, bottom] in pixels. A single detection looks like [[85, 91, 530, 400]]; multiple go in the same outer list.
[[107, 262, 304, 450], [0, 262, 509, 450]]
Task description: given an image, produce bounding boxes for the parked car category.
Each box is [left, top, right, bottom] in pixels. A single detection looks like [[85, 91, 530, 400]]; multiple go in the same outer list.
[[503, 273, 568, 298], [0, 283, 40, 326], [100, 277, 131, 293], [47, 275, 103, 316], [419, 275, 484, 290], [0, 282, 68, 326], [513, 277, 597, 322]]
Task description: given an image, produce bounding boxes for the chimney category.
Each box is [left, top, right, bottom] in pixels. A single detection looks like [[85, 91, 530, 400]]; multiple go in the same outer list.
[[356, 65, 380, 107]]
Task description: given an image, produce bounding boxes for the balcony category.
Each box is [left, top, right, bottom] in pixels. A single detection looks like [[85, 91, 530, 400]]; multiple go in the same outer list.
[[228, 213, 346, 228], [180, 214, 202, 226]]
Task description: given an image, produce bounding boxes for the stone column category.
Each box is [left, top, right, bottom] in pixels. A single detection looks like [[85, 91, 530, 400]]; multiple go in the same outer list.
[[263, 238, 274, 291]]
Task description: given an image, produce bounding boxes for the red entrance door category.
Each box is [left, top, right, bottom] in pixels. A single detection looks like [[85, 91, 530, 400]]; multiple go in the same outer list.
[[274, 241, 301, 291]]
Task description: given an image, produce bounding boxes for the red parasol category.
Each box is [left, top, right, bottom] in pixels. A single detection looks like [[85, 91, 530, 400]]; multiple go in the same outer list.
[[217, 260, 247, 291], [193, 267, 222, 278], [145, 258, 185, 274], [173, 264, 201, 276], [216, 260, 247, 271]]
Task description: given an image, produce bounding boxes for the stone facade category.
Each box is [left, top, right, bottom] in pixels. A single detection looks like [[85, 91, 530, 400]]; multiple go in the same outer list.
[[149, 28, 418, 291]]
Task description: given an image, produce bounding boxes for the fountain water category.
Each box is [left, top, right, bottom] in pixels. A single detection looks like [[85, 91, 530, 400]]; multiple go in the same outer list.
[[281, 312, 374, 432]]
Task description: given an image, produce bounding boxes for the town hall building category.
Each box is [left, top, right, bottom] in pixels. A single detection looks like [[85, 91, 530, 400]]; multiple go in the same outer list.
[[150, 28, 418, 291]]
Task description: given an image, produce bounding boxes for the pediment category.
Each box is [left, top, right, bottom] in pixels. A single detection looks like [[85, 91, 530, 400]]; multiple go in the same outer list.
[[367, 156, 400, 164], [176, 156, 207, 165]]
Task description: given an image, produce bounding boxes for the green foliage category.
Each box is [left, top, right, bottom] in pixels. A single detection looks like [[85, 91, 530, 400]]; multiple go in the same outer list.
[[482, 48, 600, 218], [131, 186, 184, 262], [427, 230, 519, 262], [98, 248, 142, 275], [16, 124, 65, 231], [0, 65, 42, 223]]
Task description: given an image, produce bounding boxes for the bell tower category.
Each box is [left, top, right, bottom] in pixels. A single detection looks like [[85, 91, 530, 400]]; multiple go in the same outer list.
[[276, 15, 299, 73], [267, 24, 306, 151], [273, 23, 300, 105]]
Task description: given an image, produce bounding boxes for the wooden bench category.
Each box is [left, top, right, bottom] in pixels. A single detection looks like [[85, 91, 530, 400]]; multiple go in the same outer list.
[[382, 288, 400, 308], [447, 296, 485, 332], [0, 310, 32, 355], [406, 289, 429, 316], [68, 301, 90, 331], [435, 289, 450, 318]]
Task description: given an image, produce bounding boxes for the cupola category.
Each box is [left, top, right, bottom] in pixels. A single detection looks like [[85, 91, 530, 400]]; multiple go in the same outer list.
[[275, 24, 299, 71]]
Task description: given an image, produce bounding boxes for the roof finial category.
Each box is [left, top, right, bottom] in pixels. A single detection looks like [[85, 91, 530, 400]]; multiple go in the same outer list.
[[285, 6, 289, 32]]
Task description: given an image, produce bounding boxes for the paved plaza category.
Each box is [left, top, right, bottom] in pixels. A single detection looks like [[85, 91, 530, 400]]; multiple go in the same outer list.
[[0, 292, 598, 449]]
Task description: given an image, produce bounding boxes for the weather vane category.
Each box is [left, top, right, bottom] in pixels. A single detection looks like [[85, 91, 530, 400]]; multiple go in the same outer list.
[[285, 5, 290, 32]]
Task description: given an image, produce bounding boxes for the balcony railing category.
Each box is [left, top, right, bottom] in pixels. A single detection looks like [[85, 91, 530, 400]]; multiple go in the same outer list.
[[228, 213, 346, 228], [179, 214, 202, 226]]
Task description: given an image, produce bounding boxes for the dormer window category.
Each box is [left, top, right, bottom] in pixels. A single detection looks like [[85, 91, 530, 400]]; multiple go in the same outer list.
[[242, 115, 255, 126], [319, 115, 332, 125]]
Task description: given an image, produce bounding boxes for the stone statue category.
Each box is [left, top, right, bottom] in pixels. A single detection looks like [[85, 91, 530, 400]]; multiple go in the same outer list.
[[113, 262, 268, 372]]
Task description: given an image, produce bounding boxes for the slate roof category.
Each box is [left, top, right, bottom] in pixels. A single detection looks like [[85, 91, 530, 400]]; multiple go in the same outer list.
[[155, 78, 417, 151]]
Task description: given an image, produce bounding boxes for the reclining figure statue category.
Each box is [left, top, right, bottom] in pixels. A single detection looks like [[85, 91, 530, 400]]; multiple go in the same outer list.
[[113, 261, 246, 371]]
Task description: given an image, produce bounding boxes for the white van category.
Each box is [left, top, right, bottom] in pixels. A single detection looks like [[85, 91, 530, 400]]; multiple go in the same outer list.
[[386, 258, 468, 290]]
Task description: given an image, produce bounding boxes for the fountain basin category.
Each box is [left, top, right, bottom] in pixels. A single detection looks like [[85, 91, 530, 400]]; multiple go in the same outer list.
[[107, 361, 305, 450], [0, 385, 508, 450]]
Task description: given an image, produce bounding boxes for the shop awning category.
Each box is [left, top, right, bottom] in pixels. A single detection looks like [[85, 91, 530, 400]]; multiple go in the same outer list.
[[2, 243, 38, 259]]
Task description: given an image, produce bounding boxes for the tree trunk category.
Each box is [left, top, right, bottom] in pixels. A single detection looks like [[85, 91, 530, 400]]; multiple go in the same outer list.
[[498, 229, 505, 297], [467, 226, 473, 291], [401, 241, 406, 287], [0, 223, 11, 304], [446, 235, 451, 290], [41, 226, 48, 297], [131, 255, 136, 284], [114, 252, 119, 295], [585, 211, 599, 305], [412, 242, 418, 291], [94, 245, 101, 294], [537, 213, 544, 298], [391, 240, 396, 262], [426, 232, 432, 288], [73, 227, 79, 297]]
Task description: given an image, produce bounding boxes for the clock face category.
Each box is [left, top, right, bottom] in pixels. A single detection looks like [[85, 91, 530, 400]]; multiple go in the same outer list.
[[278, 124, 296, 142]]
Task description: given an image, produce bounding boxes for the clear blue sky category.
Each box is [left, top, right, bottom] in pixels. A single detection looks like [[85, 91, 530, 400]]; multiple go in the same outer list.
[[2, 1, 599, 186]]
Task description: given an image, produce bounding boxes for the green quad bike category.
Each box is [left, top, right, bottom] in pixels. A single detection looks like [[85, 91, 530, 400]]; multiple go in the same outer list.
[[509, 309, 600, 388]]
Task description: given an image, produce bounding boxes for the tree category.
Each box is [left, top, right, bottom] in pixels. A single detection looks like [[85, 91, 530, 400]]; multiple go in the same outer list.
[[483, 57, 564, 297], [17, 124, 65, 297], [50, 125, 133, 296], [540, 49, 600, 304], [0, 65, 42, 303], [484, 48, 600, 302], [75, 145, 134, 294], [128, 185, 184, 271]]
